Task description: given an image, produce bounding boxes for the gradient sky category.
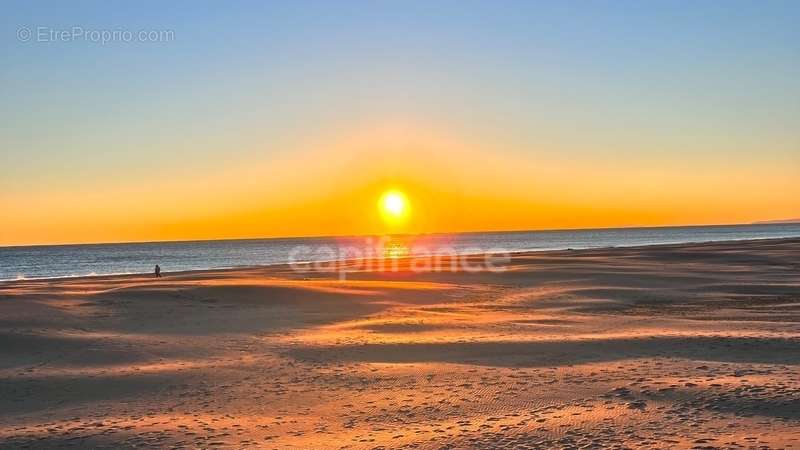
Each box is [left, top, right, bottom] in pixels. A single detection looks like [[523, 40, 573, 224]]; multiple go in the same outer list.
[[2, 0, 799, 245]]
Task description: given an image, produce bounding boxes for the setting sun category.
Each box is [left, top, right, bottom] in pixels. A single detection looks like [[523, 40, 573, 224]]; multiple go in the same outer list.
[[379, 190, 410, 225]]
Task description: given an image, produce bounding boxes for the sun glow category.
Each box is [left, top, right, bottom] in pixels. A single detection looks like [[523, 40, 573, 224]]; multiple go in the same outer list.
[[379, 190, 410, 226]]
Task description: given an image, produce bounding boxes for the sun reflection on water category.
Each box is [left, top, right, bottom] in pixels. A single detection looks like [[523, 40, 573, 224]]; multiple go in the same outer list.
[[383, 240, 410, 259]]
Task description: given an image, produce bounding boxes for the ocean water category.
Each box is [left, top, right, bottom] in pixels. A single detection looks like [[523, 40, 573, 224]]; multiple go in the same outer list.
[[1, 223, 799, 281]]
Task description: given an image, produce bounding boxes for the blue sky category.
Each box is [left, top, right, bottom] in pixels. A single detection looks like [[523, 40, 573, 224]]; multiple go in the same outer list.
[[2, 1, 799, 243]]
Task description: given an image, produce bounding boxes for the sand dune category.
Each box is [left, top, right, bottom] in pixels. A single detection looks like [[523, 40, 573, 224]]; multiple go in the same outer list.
[[1, 238, 799, 449]]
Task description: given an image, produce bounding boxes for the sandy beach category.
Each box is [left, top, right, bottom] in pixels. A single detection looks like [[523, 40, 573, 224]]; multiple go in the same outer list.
[[1, 238, 799, 449]]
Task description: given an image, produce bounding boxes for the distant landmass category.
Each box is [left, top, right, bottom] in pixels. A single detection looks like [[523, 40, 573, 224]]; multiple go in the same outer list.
[[754, 218, 800, 224]]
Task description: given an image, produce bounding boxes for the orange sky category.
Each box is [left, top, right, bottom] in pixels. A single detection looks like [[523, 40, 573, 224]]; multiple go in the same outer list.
[[2, 123, 797, 246]]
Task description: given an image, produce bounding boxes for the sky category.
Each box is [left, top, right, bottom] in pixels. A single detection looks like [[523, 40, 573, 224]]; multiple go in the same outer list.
[[1, 0, 799, 245]]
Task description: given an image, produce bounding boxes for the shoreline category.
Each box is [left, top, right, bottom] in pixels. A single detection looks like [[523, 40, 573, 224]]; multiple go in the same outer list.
[[3, 235, 800, 285]]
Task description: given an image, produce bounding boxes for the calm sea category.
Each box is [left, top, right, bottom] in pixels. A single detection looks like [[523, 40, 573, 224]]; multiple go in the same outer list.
[[1, 223, 799, 281]]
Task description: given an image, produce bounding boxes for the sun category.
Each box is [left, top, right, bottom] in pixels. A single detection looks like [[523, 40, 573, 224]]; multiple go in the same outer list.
[[379, 190, 410, 225], [383, 192, 405, 216]]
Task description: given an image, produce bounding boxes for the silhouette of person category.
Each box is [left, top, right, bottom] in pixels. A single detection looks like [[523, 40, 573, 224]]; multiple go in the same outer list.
[[154, 264, 161, 278]]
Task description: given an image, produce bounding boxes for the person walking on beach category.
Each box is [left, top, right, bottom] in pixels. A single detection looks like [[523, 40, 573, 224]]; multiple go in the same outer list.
[[154, 264, 161, 278]]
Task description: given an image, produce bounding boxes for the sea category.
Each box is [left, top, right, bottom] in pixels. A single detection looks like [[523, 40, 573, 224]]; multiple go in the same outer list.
[[1, 223, 799, 281]]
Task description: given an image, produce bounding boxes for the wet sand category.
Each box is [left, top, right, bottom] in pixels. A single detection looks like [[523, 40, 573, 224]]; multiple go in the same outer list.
[[1, 238, 799, 449]]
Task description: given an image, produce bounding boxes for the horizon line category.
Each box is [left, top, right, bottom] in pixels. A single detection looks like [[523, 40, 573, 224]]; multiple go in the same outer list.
[[3, 219, 799, 249]]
